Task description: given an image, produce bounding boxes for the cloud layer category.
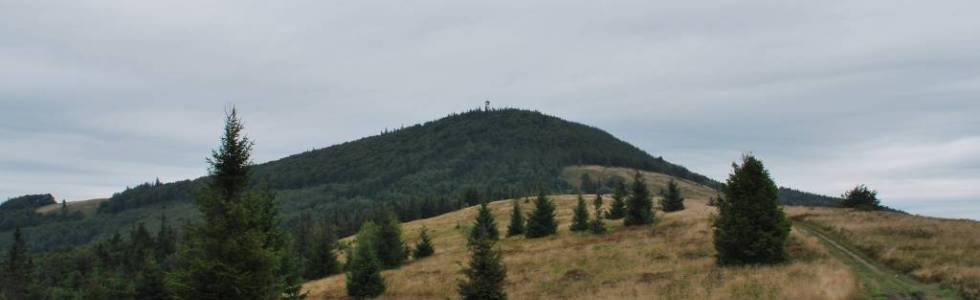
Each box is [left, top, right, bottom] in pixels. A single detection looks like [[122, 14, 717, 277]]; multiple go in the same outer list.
[[2, 1, 978, 219]]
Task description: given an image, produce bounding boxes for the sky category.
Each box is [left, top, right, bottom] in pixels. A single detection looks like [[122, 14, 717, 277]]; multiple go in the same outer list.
[[1, 1, 978, 220]]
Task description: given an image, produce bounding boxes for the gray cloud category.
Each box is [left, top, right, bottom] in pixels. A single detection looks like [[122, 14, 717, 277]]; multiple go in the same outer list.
[[1, 1, 978, 219]]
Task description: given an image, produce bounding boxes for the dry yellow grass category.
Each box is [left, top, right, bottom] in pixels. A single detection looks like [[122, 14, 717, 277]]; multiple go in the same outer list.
[[304, 188, 856, 299], [788, 207, 980, 298]]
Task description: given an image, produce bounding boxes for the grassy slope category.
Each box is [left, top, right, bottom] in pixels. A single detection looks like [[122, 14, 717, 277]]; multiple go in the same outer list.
[[788, 207, 979, 299], [35, 198, 108, 217], [794, 222, 959, 299], [303, 170, 857, 300]]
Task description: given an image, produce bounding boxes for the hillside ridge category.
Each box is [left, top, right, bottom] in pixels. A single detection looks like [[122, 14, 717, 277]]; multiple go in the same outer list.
[[2, 109, 715, 251]]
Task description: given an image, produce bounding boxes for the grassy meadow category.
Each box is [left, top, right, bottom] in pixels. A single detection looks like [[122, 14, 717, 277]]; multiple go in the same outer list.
[[303, 173, 857, 299], [788, 207, 980, 299]]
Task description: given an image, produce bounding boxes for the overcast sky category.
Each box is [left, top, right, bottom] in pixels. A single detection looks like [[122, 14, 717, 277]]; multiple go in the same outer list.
[[2, 1, 978, 219]]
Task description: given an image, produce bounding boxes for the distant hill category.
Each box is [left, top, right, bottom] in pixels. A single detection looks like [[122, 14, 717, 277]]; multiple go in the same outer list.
[[1, 109, 716, 251], [0, 108, 850, 251]]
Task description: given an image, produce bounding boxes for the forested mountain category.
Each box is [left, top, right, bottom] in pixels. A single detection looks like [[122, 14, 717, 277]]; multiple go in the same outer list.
[[102, 108, 714, 213], [0, 108, 843, 252], [1, 109, 715, 251]]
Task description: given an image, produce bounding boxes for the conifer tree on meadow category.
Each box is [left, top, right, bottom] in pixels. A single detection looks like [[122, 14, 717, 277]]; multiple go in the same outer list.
[[607, 181, 627, 220], [374, 209, 408, 269], [590, 194, 607, 235], [305, 225, 340, 279], [590, 209, 607, 235], [168, 109, 292, 300], [281, 240, 309, 300], [506, 199, 525, 237], [660, 179, 685, 212], [623, 171, 654, 226], [458, 226, 507, 300], [713, 155, 790, 265], [413, 226, 435, 259], [569, 193, 590, 232], [525, 191, 557, 238], [346, 222, 385, 299], [470, 202, 499, 243]]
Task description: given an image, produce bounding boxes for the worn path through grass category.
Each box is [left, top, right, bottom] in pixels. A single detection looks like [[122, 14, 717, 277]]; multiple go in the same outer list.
[[794, 221, 960, 300]]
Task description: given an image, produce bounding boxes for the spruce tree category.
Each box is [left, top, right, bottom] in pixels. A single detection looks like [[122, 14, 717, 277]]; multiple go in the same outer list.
[[168, 109, 290, 300], [569, 193, 590, 232], [458, 227, 507, 300], [525, 192, 557, 238], [469, 202, 499, 243], [413, 226, 434, 259], [660, 179, 685, 212], [623, 171, 654, 226], [281, 240, 308, 300], [590, 205, 607, 235], [374, 209, 408, 269], [2, 227, 39, 300], [346, 222, 385, 299], [506, 199, 525, 237], [304, 225, 340, 279], [713, 155, 790, 265], [607, 181, 627, 220]]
